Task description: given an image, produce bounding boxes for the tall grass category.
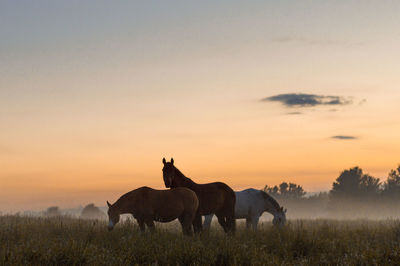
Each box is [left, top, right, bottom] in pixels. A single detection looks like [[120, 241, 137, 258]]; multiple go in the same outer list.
[[1, 215, 400, 265]]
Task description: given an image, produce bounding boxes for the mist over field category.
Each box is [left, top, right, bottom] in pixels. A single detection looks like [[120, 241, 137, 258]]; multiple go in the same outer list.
[[9, 165, 400, 224], [15, 197, 400, 223]]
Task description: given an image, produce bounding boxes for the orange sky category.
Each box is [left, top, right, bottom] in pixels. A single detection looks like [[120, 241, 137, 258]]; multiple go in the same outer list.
[[1, 1, 400, 212]]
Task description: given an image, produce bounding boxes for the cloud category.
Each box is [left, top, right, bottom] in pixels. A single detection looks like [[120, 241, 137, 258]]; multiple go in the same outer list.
[[262, 93, 352, 107], [286, 111, 303, 115], [359, 99, 367, 105], [331, 135, 358, 140]]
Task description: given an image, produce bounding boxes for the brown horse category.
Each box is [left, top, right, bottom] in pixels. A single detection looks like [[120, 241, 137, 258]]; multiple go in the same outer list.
[[106, 186, 198, 235], [162, 158, 236, 233]]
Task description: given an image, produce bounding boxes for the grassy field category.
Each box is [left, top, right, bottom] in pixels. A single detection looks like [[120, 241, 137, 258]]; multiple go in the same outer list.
[[1, 215, 400, 265]]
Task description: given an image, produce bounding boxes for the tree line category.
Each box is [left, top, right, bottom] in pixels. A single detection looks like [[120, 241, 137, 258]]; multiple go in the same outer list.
[[264, 165, 400, 201]]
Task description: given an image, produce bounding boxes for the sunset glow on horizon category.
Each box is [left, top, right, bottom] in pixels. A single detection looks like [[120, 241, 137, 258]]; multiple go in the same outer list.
[[1, 1, 400, 212]]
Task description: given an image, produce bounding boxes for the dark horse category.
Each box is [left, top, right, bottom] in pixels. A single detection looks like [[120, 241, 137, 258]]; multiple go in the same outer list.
[[107, 186, 198, 235], [162, 158, 236, 233]]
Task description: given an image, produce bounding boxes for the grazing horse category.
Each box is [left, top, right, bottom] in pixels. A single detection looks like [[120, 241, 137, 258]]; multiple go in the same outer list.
[[162, 158, 236, 233], [204, 188, 287, 230], [106, 186, 198, 235]]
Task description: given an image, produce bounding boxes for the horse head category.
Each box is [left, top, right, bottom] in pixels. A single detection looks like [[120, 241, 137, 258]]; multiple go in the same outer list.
[[106, 201, 120, 231], [162, 157, 183, 188], [261, 190, 287, 227], [272, 206, 287, 227]]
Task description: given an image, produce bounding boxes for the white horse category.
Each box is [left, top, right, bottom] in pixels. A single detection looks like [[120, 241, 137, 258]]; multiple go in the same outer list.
[[203, 188, 287, 230]]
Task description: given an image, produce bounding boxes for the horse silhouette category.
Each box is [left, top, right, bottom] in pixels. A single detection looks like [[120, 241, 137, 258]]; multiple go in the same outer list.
[[162, 158, 236, 233], [107, 186, 198, 235], [204, 188, 286, 230]]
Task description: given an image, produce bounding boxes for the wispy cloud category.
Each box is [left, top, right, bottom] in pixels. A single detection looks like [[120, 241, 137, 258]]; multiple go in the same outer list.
[[331, 135, 358, 140], [286, 111, 303, 115], [262, 93, 352, 108], [359, 99, 367, 105]]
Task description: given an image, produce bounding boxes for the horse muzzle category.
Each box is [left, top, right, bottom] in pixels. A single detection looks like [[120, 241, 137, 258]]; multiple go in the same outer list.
[[164, 177, 172, 188], [108, 220, 114, 231]]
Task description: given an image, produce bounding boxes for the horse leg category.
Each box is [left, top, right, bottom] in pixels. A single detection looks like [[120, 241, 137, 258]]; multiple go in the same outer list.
[[226, 214, 236, 233], [251, 215, 260, 231], [223, 191, 236, 234], [137, 218, 146, 233], [246, 216, 251, 229], [203, 214, 214, 230], [144, 219, 155, 233], [192, 213, 202, 234], [216, 214, 228, 233], [178, 213, 194, 236], [227, 209, 236, 233]]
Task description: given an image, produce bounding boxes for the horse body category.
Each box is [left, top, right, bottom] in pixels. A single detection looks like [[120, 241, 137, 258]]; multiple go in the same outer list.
[[182, 181, 232, 215], [162, 158, 236, 233], [204, 188, 286, 230], [107, 186, 198, 235]]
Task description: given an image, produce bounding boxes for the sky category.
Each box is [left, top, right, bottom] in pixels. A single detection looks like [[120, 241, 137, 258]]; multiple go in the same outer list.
[[1, 1, 400, 212]]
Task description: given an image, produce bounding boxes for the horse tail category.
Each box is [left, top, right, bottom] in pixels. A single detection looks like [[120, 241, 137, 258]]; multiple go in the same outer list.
[[227, 186, 236, 233], [230, 196, 236, 232]]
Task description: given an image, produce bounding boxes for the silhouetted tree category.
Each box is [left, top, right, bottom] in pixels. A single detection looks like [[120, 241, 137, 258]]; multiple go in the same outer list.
[[330, 167, 381, 199], [264, 182, 306, 199], [382, 165, 400, 198], [288, 183, 307, 198], [279, 182, 289, 196], [45, 206, 61, 217], [360, 174, 381, 196], [80, 203, 106, 220], [264, 185, 279, 196]]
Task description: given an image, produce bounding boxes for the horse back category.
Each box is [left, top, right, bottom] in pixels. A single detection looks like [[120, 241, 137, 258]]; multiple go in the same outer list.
[[168, 187, 199, 213], [125, 187, 198, 222], [192, 182, 235, 215], [234, 189, 265, 218], [150, 188, 198, 222]]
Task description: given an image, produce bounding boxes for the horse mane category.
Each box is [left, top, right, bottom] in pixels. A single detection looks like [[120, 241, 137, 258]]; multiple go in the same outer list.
[[260, 190, 281, 211], [173, 166, 186, 178], [173, 166, 196, 185]]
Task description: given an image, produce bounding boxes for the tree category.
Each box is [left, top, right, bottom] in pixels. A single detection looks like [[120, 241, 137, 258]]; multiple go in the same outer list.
[[264, 185, 279, 197], [382, 165, 400, 198], [264, 182, 306, 199], [360, 174, 381, 196], [330, 167, 381, 199], [288, 183, 307, 198], [279, 182, 289, 196], [45, 206, 61, 217], [80, 203, 107, 220]]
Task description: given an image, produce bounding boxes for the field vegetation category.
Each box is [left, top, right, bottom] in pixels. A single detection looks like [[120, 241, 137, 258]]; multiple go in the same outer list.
[[2, 215, 400, 265]]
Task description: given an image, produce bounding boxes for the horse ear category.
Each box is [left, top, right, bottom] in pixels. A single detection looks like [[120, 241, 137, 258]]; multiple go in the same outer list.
[[107, 201, 111, 208], [162, 158, 166, 165], [171, 158, 174, 165]]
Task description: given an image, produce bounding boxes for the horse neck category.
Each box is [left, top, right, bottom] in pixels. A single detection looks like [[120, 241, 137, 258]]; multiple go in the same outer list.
[[113, 196, 132, 215], [174, 168, 197, 190], [264, 203, 280, 217], [261, 195, 281, 216]]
